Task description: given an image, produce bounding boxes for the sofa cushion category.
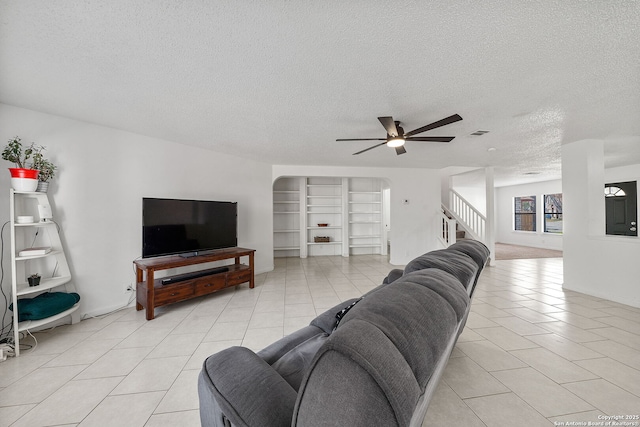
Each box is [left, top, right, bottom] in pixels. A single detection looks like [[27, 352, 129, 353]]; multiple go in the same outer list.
[[338, 269, 468, 390], [294, 319, 421, 427], [10, 292, 80, 322], [447, 240, 490, 297], [447, 240, 490, 271], [382, 268, 404, 284], [294, 269, 469, 426], [398, 269, 470, 322], [404, 250, 478, 292]]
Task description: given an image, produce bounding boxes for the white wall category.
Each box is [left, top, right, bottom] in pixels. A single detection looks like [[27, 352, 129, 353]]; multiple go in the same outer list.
[[495, 179, 563, 250], [273, 165, 442, 266], [439, 166, 478, 206], [451, 169, 487, 216], [0, 104, 273, 318], [562, 140, 640, 308]]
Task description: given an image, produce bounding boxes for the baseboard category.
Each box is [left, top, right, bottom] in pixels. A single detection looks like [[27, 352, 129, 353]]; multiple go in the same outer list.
[[81, 300, 136, 320], [562, 283, 640, 309]]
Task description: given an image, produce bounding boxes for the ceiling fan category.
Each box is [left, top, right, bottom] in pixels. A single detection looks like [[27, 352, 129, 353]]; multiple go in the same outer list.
[[337, 114, 463, 155]]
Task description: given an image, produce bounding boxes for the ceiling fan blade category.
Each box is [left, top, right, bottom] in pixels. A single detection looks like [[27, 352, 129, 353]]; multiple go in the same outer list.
[[352, 141, 388, 155], [404, 114, 463, 137], [406, 136, 455, 143], [378, 117, 399, 137], [337, 138, 387, 141], [395, 145, 407, 155]]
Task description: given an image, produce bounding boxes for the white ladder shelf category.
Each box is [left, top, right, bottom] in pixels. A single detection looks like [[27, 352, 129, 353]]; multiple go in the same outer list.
[[9, 189, 80, 356]]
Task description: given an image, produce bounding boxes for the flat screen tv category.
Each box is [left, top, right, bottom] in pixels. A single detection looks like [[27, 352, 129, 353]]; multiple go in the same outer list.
[[142, 197, 237, 258]]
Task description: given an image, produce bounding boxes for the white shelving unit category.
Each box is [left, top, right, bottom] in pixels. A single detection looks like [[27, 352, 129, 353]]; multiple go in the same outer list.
[[348, 178, 385, 255], [9, 189, 80, 356], [272, 177, 388, 258], [305, 177, 344, 257], [273, 178, 302, 258]]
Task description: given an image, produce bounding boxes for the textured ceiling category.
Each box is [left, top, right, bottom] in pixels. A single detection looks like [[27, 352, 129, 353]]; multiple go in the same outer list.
[[1, 1, 639, 186]]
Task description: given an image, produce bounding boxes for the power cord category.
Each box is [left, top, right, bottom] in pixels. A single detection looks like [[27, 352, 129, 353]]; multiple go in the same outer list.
[[80, 257, 139, 321], [22, 329, 37, 354], [28, 220, 60, 249], [0, 221, 13, 341]]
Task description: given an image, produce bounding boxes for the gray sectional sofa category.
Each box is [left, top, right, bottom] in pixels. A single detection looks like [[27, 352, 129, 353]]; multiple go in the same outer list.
[[198, 240, 490, 427]]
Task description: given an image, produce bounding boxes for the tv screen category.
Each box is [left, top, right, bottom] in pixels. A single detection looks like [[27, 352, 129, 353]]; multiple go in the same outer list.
[[142, 198, 237, 258]]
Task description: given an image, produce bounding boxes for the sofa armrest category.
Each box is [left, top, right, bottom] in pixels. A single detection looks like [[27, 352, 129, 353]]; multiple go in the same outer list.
[[199, 346, 297, 427]]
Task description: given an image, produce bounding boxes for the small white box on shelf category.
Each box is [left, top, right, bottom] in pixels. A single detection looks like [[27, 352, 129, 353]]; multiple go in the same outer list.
[[18, 246, 52, 257]]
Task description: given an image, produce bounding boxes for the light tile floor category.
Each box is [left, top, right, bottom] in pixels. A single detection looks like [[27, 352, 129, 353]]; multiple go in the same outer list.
[[1, 255, 640, 426]]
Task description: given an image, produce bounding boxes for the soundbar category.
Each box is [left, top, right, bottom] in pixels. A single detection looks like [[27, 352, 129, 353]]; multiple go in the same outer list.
[[161, 266, 229, 285]]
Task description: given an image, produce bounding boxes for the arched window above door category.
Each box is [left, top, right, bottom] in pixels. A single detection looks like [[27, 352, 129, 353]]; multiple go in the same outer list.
[[604, 186, 626, 197]]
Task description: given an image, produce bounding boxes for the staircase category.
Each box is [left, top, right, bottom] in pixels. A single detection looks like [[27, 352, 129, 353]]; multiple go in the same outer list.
[[438, 189, 487, 247]]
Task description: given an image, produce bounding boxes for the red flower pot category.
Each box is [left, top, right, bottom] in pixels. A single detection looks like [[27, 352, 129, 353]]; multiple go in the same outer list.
[[9, 168, 39, 179], [8, 168, 39, 192]]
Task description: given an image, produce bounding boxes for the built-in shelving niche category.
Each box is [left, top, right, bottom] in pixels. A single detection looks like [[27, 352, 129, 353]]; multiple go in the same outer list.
[[273, 177, 389, 258], [306, 177, 344, 257], [273, 177, 302, 258], [348, 177, 384, 256]]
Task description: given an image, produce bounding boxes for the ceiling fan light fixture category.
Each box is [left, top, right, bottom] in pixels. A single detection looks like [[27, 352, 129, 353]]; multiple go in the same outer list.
[[341, 113, 462, 156], [387, 137, 405, 147]]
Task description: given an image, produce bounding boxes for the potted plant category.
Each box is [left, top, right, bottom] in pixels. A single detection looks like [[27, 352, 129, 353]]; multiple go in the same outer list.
[[2, 137, 39, 192], [28, 273, 41, 287], [31, 146, 57, 192]]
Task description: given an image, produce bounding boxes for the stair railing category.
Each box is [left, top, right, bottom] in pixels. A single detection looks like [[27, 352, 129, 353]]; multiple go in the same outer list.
[[438, 209, 458, 247], [448, 189, 486, 242]]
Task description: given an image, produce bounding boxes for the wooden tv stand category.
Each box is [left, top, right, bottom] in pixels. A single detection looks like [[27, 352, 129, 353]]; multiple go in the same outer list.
[[134, 247, 255, 320]]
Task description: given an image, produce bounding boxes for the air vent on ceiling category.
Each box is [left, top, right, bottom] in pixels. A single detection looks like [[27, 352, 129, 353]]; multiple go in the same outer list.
[[470, 130, 490, 136]]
